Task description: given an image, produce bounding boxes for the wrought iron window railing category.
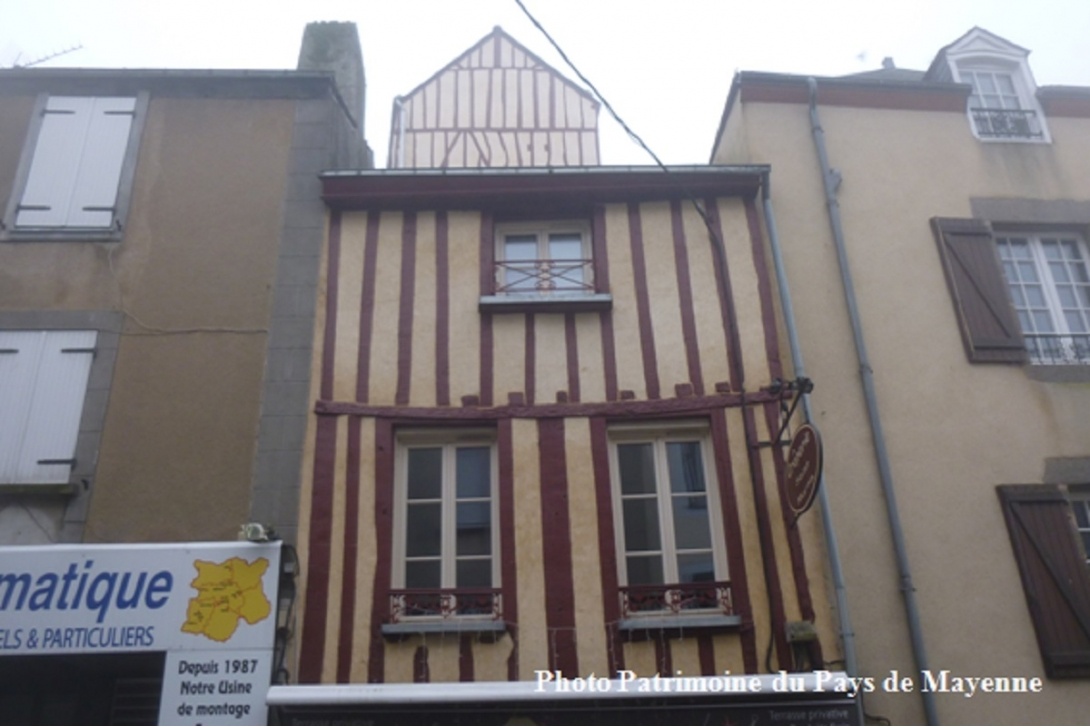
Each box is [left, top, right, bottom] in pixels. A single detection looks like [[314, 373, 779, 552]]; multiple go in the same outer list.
[[388, 588, 502, 622], [496, 258, 593, 294], [1024, 333, 1090, 365], [970, 108, 1043, 139], [619, 581, 733, 619]]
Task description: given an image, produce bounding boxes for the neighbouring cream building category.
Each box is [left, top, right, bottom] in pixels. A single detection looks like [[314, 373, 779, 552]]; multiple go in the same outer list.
[[269, 29, 859, 724], [712, 27, 1090, 725]]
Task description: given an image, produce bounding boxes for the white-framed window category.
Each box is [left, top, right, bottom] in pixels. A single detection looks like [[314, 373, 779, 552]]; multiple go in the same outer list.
[[956, 63, 1045, 141], [0, 330, 96, 485], [1070, 489, 1090, 564], [996, 232, 1090, 364], [4, 95, 145, 235], [391, 429, 499, 620], [495, 221, 593, 296], [609, 422, 732, 618]]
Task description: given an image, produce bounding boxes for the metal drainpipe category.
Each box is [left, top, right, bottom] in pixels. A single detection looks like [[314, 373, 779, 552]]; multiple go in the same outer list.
[[806, 77, 938, 725], [759, 173, 858, 679]]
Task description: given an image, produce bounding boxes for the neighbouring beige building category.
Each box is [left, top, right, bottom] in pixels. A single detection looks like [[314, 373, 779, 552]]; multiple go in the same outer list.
[[713, 27, 1090, 725], [0, 23, 367, 723]]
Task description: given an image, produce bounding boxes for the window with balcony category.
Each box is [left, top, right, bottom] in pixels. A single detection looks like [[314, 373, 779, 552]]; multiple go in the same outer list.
[[609, 423, 734, 625], [959, 67, 1043, 140], [497, 222, 592, 294], [932, 218, 1090, 368], [388, 430, 501, 629], [480, 220, 611, 313], [996, 233, 1090, 365]]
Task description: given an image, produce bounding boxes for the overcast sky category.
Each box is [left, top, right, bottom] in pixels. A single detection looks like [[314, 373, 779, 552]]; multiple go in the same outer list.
[[4, 1, 1090, 167]]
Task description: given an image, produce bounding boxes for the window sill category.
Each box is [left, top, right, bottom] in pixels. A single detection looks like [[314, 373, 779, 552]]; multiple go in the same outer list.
[[0, 482, 77, 495], [1026, 365, 1090, 383], [479, 293, 612, 314], [2, 227, 123, 243], [618, 613, 742, 639], [381, 619, 508, 642]]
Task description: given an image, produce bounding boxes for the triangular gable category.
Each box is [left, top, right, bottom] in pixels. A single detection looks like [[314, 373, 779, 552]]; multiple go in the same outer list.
[[925, 27, 1030, 81], [397, 26, 597, 107], [388, 25, 601, 168]]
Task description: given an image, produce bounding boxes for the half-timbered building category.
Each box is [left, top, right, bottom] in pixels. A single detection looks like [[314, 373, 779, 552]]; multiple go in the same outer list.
[[269, 164, 858, 723], [388, 26, 600, 169]]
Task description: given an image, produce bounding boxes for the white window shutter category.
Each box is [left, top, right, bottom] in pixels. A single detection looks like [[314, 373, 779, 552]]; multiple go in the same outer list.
[[68, 97, 136, 228], [16, 97, 92, 227], [16, 97, 135, 228], [0, 332, 42, 481], [0, 331, 96, 484]]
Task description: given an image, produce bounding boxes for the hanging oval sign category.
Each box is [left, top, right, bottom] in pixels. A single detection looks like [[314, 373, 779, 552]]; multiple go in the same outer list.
[[785, 423, 823, 519]]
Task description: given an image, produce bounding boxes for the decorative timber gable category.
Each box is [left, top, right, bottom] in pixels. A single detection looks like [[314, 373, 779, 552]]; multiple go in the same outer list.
[[388, 26, 601, 169]]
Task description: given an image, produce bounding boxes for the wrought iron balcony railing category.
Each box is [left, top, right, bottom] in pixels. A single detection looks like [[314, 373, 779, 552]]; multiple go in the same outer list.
[[388, 588, 502, 622], [970, 108, 1043, 139], [619, 581, 733, 619], [496, 258, 593, 294], [1024, 333, 1090, 365]]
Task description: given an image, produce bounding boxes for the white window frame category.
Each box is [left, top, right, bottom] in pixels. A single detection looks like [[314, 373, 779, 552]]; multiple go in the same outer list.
[[1069, 488, 1090, 565], [996, 231, 1090, 365], [391, 429, 499, 619], [494, 220, 594, 297], [3, 94, 147, 239], [608, 421, 729, 616], [0, 330, 96, 486], [955, 60, 1049, 143]]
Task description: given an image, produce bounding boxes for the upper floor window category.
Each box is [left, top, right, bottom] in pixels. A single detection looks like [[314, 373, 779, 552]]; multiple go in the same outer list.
[[495, 221, 593, 296], [956, 63, 1047, 142], [3, 95, 145, 238], [0, 330, 96, 486], [996, 233, 1090, 365], [389, 430, 500, 623], [609, 423, 733, 621]]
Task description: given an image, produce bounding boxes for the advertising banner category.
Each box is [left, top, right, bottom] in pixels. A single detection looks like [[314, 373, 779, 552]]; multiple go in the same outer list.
[[0, 541, 281, 725]]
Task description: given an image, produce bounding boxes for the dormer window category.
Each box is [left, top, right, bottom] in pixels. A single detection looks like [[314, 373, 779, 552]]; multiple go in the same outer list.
[[958, 65, 1044, 140], [936, 28, 1050, 144]]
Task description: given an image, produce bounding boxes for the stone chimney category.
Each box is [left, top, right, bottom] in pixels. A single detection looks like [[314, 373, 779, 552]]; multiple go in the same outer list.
[[298, 21, 366, 132]]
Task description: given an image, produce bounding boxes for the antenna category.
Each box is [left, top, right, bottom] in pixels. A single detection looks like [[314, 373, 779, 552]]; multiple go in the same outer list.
[[13, 44, 84, 68]]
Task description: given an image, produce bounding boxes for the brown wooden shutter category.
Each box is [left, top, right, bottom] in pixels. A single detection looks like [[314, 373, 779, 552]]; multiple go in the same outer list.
[[931, 217, 1026, 363], [998, 484, 1090, 678]]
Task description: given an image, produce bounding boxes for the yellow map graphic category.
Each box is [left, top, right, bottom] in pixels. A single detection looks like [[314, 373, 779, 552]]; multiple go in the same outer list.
[[181, 557, 271, 642]]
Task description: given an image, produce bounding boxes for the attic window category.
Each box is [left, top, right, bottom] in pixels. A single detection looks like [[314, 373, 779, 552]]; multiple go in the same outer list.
[[958, 65, 1044, 140]]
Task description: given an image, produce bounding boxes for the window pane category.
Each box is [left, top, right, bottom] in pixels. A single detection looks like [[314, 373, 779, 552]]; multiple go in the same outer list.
[[1050, 262, 1070, 284], [618, 443, 656, 494], [626, 555, 663, 585], [456, 446, 491, 498], [677, 553, 716, 584], [406, 503, 441, 557], [548, 233, 583, 260], [456, 559, 492, 589], [667, 441, 706, 494], [673, 495, 712, 550], [1058, 285, 1078, 308], [504, 235, 538, 261], [623, 498, 661, 551], [456, 502, 491, 556], [1032, 310, 1055, 332], [406, 560, 441, 589], [1025, 284, 1046, 307], [407, 448, 441, 499]]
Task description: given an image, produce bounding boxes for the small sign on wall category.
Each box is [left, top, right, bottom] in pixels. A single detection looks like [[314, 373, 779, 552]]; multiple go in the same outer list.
[[785, 423, 823, 522]]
